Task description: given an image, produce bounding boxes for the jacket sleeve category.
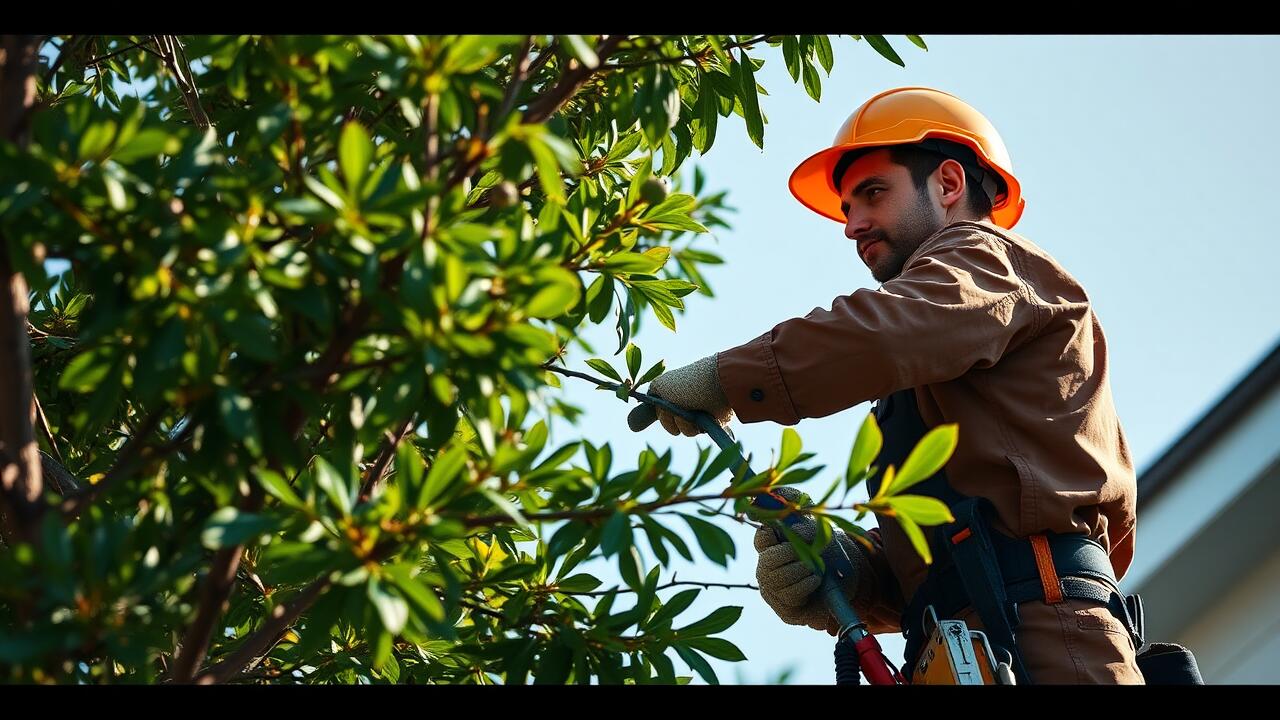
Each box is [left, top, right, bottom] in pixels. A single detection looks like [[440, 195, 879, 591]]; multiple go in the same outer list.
[[717, 230, 1043, 424]]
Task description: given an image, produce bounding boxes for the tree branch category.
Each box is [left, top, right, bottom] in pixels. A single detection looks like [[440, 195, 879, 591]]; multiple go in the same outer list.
[[32, 388, 62, 465], [42, 35, 82, 88], [59, 408, 166, 519], [523, 38, 558, 80], [0, 34, 46, 548], [170, 489, 264, 683], [358, 417, 416, 503], [151, 35, 211, 130], [39, 450, 79, 497], [192, 575, 332, 685], [492, 36, 533, 137], [523, 35, 625, 125]]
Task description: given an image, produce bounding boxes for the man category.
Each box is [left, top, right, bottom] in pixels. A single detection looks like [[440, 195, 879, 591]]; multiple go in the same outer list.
[[630, 87, 1144, 684]]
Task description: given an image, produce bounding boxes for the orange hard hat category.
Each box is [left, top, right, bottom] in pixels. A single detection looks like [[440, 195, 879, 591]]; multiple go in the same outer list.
[[789, 87, 1026, 229]]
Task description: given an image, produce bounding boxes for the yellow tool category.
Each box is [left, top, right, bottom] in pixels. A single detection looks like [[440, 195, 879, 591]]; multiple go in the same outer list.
[[911, 606, 1016, 685]]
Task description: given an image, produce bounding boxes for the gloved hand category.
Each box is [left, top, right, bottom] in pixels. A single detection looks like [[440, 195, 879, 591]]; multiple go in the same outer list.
[[754, 486, 867, 636], [626, 354, 733, 437]]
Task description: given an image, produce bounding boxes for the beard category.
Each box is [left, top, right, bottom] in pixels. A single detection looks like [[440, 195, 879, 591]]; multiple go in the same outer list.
[[864, 190, 943, 283]]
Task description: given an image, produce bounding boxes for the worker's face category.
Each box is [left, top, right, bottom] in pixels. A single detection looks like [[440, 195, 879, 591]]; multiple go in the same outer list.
[[838, 149, 945, 283]]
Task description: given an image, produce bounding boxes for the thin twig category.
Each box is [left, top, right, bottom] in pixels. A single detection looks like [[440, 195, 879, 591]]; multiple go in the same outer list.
[[358, 417, 417, 502], [522, 38, 559, 81], [524, 35, 626, 125], [32, 389, 62, 464], [42, 35, 81, 88], [559, 579, 759, 597], [80, 37, 156, 69], [493, 36, 533, 131], [604, 35, 777, 71]]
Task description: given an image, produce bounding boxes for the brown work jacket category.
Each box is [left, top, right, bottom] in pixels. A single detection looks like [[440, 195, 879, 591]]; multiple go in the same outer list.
[[717, 219, 1137, 632]]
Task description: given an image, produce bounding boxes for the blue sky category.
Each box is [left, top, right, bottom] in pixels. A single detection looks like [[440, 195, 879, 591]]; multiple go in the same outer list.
[[555, 35, 1280, 684]]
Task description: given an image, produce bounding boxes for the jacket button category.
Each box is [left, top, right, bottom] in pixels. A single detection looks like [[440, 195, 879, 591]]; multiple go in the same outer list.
[[750, 389, 765, 402]]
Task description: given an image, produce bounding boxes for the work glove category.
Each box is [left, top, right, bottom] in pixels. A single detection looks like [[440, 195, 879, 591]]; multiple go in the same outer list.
[[625, 354, 733, 437], [754, 486, 869, 636]]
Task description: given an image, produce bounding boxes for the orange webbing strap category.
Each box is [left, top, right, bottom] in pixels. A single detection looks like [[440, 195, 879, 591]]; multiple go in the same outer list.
[[1029, 534, 1063, 605]]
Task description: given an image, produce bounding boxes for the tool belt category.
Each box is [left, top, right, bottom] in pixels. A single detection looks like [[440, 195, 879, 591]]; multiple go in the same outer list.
[[902, 496, 1144, 683], [872, 389, 1203, 685]]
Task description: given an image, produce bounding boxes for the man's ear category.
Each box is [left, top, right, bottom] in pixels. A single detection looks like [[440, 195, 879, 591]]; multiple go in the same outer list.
[[935, 159, 968, 211]]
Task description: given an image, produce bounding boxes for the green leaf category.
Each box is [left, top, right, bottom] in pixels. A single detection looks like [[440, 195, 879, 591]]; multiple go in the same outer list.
[[223, 314, 278, 362], [647, 588, 699, 629], [907, 35, 928, 50], [694, 442, 743, 489], [735, 54, 765, 149], [254, 468, 306, 510], [339, 121, 373, 194], [58, 345, 116, 392], [617, 545, 644, 590], [395, 442, 427, 500], [528, 136, 568, 204], [847, 412, 883, 489], [884, 494, 954, 526], [864, 35, 906, 67], [684, 636, 747, 662], [625, 344, 642, 380], [385, 565, 445, 622], [217, 389, 261, 456], [587, 274, 615, 324], [675, 606, 742, 637], [314, 457, 353, 517], [816, 35, 835, 73], [801, 60, 822, 102], [886, 423, 958, 496], [637, 360, 666, 387], [443, 35, 517, 74], [480, 488, 529, 528], [648, 299, 677, 332], [561, 35, 600, 69], [607, 130, 644, 163], [896, 512, 932, 565], [557, 573, 603, 593], [674, 645, 719, 685], [603, 250, 665, 274], [585, 358, 623, 382], [626, 155, 654, 209], [546, 521, 588, 563], [113, 128, 176, 163], [682, 515, 734, 567], [304, 174, 346, 210], [527, 271, 580, 319], [705, 36, 732, 67], [779, 523, 824, 573], [534, 641, 574, 685], [782, 36, 801, 81], [368, 579, 409, 635], [420, 443, 467, 507], [695, 80, 719, 154], [201, 507, 276, 550], [601, 511, 632, 558], [778, 428, 802, 470]]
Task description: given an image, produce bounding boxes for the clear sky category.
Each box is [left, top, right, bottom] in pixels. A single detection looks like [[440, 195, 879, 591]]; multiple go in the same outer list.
[[555, 35, 1280, 684]]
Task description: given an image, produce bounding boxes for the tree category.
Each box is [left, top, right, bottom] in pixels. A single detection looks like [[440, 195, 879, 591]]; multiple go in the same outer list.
[[0, 34, 947, 685]]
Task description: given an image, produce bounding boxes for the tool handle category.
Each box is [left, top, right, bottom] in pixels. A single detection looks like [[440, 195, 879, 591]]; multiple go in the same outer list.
[[631, 398, 876, 648]]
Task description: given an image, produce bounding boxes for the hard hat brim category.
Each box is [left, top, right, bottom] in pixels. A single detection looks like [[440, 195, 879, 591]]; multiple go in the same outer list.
[[788, 132, 1025, 230]]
